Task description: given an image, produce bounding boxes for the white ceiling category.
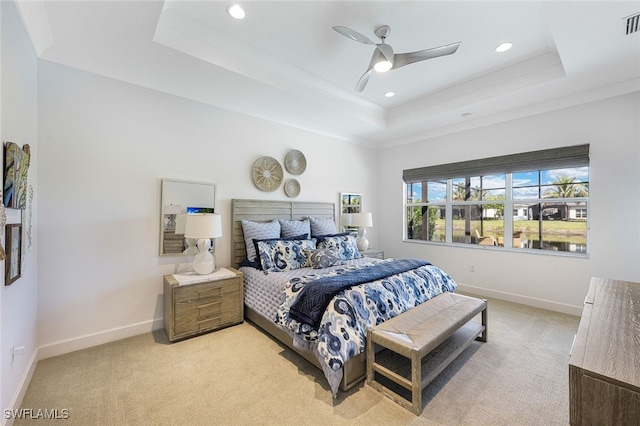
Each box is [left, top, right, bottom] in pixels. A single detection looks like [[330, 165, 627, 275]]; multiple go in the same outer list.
[[16, 1, 640, 148]]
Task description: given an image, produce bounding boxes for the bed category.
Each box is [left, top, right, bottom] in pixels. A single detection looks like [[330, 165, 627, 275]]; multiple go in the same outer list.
[[231, 199, 458, 396]]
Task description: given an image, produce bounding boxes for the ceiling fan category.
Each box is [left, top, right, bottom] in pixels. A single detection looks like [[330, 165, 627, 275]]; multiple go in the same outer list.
[[332, 25, 461, 92]]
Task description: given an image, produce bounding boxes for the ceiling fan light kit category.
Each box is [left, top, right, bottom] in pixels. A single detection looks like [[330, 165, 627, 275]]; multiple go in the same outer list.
[[227, 4, 246, 20], [333, 24, 461, 92]]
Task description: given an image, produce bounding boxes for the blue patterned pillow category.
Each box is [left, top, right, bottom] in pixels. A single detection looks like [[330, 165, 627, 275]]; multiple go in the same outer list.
[[305, 249, 344, 269], [252, 234, 308, 270], [309, 217, 337, 236], [241, 220, 281, 262], [257, 239, 317, 272], [279, 219, 311, 238], [317, 234, 362, 260]]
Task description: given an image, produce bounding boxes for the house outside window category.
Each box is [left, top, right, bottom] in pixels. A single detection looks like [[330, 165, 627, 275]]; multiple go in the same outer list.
[[403, 145, 589, 255]]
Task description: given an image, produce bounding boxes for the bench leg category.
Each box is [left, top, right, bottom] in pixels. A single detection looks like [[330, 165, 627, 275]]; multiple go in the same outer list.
[[366, 329, 374, 384], [477, 300, 488, 342], [411, 350, 422, 415]]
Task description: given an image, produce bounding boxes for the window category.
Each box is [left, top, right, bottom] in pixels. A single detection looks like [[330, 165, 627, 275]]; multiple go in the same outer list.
[[403, 145, 589, 255]]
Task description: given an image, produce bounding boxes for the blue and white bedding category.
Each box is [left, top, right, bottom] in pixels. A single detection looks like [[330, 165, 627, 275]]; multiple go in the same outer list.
[[273, 258, 458, 396], [238, 216, 458, 396]]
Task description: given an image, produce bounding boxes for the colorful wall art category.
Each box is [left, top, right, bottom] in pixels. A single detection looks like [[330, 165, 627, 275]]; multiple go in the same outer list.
[[4, 142, 31, 209]]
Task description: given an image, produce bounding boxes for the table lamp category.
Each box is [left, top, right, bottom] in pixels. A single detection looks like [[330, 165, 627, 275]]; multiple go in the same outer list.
[[351, 212, 373, 251], [175, 214, 198, 254], [164, 204, 181, 230], [341, 213, 353, 232], [184, 213, 223, 274]]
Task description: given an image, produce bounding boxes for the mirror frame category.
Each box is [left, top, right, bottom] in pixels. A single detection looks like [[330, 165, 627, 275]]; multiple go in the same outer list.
[[160, 179, 217, 256]]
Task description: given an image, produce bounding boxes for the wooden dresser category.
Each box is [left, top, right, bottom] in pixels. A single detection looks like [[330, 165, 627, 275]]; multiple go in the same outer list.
[[163, 268, 243, 342], [569, 277, 640, 425]]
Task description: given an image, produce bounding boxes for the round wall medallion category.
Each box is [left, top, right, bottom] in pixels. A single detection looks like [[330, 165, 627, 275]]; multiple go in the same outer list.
[[252, 156, 283, 192], [284, 149, 307, 175], [284, 179, 300, 198]]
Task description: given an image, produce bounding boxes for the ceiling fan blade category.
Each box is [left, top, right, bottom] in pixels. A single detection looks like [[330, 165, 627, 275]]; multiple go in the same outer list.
[[355, 50, 379, 92], [332, 26, 376, 45], [392, 42, 461, 70], [356, 69, 373, 92]]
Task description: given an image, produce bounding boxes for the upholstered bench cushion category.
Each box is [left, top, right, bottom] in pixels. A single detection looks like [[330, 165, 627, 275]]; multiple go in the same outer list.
[[371, 292, 486, 358]]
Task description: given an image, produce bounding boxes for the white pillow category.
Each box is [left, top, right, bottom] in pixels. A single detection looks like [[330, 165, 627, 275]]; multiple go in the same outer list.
[[309, 217, 337, 236], [241, 220, 281, 262], [279, 219, 311, 238]]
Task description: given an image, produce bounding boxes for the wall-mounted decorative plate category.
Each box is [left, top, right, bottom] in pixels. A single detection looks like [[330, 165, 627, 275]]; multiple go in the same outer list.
[[252, 156, 283, 192], [284, 149, 307, 175], [284, 179, 300, 198]]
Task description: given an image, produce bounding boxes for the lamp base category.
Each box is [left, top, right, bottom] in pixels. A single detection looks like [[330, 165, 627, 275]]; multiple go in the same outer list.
[[357, 227, 369, 251], [183, 237, 198, 255], [193, 238, 215, 275]]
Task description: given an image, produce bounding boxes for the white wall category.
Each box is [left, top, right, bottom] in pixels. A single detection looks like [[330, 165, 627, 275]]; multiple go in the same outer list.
[[1, 0, 39, 416], [36, 60, 378, 356], [378, 92, 640, 314]]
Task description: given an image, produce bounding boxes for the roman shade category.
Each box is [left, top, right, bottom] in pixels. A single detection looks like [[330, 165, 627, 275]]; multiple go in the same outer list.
[[402, 144, 589, 183]]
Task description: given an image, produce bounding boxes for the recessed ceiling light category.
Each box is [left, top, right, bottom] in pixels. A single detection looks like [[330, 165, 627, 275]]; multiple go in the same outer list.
[[384, 91, 395, 98], [495, 42, 512, 53], [227, 4, 246, 20]]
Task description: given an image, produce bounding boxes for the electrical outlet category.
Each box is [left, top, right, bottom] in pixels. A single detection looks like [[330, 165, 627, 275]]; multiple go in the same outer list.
[[10, 346, 24, 364]]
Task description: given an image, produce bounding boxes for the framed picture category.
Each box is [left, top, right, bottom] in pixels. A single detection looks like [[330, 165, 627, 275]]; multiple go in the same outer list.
[[5, 224, 22, 285], [4, 142, 31, 209]]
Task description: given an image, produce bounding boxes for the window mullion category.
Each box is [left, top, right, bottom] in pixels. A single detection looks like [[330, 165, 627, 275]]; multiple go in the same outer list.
[[504, 173, 513, 248], [446, 179, 452, 243]]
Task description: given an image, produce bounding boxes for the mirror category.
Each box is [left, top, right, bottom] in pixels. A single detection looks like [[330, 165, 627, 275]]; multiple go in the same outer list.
[[160, 179, 217, 256], [340, 192, 362, 233]]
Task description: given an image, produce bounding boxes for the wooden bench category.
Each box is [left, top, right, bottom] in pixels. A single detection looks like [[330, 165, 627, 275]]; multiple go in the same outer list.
[[366, 292, 487, 415]]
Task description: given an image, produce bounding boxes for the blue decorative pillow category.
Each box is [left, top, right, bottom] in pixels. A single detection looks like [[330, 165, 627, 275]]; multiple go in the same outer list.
[[309, 217, 337, 236], [257, 239, 317, 272], [305, 249, 344, 269], [317, 234, 362, 260], [241, 220, 281, 262], [279, 219, 311, 238], [252, 234, 308, 270]]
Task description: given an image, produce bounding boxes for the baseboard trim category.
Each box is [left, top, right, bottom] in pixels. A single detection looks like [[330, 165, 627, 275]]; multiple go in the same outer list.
[[456, 283, 583, 317], [37, 317, 165, 361], [2, 350, 39, 426], [2, 318, 164, 425]]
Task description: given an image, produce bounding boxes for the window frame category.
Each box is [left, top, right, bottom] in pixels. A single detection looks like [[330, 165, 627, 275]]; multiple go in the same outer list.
[[403, 145, 589, 257]]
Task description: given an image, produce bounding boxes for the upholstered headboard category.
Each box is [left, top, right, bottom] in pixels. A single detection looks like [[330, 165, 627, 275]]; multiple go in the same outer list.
[[231, 199, 335, 268]]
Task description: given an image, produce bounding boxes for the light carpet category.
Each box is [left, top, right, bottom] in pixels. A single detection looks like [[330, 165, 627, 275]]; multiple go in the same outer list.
[[15, 297, 579, 425]]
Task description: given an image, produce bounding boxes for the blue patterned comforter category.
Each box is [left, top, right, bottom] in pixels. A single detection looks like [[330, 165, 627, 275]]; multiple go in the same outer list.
[[275, 258, 457, 395]]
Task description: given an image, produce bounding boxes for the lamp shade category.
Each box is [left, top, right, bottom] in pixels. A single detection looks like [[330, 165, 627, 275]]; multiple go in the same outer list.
[[184, 214, 223, 239], [351, 212, 373, 227], [175, 214, 187, 234], [341, 213, 353, 227]]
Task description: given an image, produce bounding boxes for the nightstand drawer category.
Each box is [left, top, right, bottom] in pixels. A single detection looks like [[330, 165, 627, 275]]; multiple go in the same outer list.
[[174, 295, 240, 319], [174, 310, 240, 336], [174, 280, 239, 303]]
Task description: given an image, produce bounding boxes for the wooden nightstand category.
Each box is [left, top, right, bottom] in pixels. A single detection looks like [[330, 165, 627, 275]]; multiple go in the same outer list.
[[361, 249, 384, 259], [163, 267, 243, 342]]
